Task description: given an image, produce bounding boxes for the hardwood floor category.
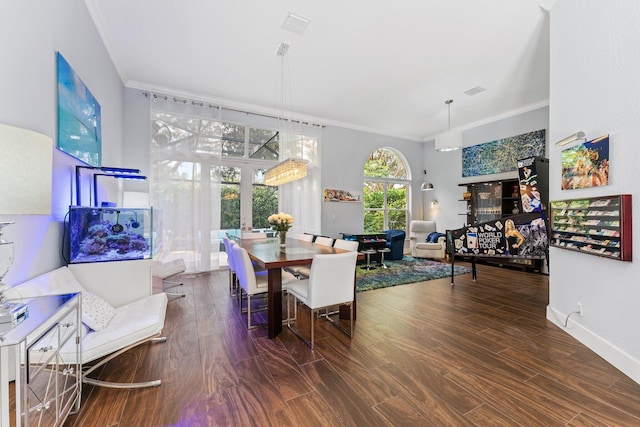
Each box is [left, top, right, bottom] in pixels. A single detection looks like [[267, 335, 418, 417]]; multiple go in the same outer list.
[[64, 263, 640, 426]]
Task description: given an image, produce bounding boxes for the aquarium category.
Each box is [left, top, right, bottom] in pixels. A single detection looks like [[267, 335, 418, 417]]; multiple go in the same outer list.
[[68, 206, 154, 263]]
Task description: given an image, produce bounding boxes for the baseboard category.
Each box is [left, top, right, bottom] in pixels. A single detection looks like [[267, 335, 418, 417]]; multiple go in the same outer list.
[[547, 306, 640, 385]]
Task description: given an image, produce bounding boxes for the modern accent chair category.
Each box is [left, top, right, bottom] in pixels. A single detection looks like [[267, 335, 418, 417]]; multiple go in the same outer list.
[[5, 266, 168, 389], [286, 251, 358, 349], [383, 229, 406, 260], [409, 220, 446, 259]]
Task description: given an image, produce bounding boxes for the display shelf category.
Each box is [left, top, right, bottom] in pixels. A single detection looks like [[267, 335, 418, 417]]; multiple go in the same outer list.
[[550, 194, 632, 261], [459, 178, 522, 225]]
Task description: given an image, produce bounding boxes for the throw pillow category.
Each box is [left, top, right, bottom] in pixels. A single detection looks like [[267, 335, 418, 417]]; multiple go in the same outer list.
[[82, 291, 116, 331], [426, 232, 446, 243]]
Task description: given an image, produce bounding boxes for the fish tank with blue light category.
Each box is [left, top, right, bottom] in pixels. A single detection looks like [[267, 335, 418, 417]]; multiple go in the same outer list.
[[68, 206, 154, 263]]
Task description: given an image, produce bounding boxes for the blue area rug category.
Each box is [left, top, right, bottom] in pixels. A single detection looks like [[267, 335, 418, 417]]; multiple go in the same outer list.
[[356, 256, 471, 292]]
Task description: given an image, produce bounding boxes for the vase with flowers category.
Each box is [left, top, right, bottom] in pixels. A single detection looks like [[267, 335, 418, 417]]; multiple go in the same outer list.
[[268, 212, 294, 246]]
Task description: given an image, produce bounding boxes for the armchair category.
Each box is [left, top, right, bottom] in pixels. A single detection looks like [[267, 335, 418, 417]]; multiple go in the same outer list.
[[383, 229, 406, 260], [409, 220, 446, 259]]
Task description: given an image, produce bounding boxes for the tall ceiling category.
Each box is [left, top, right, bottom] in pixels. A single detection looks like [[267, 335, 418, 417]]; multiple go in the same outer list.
[[86, 0, 550, 141]]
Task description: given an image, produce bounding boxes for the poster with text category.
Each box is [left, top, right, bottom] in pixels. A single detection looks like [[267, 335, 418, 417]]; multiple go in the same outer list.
[[450, 213, 548, 258]]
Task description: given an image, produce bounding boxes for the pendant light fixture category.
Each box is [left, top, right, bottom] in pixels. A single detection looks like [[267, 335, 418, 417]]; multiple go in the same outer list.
[[435, 99, 463, 152], [420, 170, 434, 191], [264, 41, 308, 187]]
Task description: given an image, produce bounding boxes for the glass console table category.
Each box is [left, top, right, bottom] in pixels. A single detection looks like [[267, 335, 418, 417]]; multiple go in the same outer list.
[[0, 293, 81, 427]]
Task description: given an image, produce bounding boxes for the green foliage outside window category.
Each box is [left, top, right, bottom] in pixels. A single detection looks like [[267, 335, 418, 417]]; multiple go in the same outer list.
[[363, 148, 409, 233]]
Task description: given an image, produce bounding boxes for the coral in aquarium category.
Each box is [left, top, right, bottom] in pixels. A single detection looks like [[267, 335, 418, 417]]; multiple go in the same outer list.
[[76, 219, 149, 261]]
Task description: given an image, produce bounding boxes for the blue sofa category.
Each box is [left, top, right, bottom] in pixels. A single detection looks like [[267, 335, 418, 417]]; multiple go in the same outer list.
[[384, 229, 406, 260]]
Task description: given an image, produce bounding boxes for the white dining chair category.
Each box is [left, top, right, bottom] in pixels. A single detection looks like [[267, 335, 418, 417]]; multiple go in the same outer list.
[[314, 236, 334, 247], [286, 251, 358, 349], [333, 238, 359, 252], [298, 233, 314, 242]]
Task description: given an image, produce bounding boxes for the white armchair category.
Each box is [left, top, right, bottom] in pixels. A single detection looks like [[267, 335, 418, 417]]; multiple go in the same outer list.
[[409, 220, 446, 259]]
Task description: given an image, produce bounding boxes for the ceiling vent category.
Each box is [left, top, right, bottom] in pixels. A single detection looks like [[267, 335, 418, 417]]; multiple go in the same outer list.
[[282, 13, 310, 34], [464, 86, 487, 96]]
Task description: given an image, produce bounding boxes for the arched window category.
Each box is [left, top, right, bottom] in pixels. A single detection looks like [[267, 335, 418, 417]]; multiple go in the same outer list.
[[363, 148, 410, 232]]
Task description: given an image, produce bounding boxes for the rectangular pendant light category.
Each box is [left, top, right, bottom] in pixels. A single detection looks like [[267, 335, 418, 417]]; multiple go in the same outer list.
[[264, 158, 308, 186]]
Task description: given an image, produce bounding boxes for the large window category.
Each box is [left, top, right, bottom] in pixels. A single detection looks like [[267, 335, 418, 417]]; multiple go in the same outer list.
[[150, 98, 321, 272], [363, 148, 410, 232], [151, 110, 281, 271]]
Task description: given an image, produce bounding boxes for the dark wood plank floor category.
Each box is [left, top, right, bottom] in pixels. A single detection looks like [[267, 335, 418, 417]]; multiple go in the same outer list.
[[64, 263, 640, 426]]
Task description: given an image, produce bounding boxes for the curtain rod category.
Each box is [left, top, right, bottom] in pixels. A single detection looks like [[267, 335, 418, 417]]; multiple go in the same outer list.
[[142, 91, 325, 128]]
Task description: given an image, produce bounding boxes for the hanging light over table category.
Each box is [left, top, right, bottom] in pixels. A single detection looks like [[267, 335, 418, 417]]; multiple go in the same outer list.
[[264, 158, 308, 187]]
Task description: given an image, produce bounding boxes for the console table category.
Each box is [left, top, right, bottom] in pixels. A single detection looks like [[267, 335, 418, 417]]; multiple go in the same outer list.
[[341, 233, 387, 263], [0, 293, 81, 427]]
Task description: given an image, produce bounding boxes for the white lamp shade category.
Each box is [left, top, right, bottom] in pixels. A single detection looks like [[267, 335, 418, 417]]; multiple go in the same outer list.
[[0, 124, 53, 214], [435, 131, 463, 152]]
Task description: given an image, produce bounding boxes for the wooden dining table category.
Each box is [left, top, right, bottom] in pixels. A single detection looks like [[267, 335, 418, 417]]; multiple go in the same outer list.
[[233, 236, 361, 339]]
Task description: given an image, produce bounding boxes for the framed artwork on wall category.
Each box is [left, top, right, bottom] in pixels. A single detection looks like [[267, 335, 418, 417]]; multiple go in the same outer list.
[[462, 129, 546, 177], [323, 188, 362, 202], [57, 52, 102, 167], [561, 134, 609, 190]]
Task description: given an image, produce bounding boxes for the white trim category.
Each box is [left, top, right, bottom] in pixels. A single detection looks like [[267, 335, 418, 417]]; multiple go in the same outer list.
[[547, 306, 640, 384]]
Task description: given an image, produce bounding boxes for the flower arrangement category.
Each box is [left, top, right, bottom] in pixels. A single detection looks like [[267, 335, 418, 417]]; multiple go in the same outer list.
[[268, 212, 294, 233]]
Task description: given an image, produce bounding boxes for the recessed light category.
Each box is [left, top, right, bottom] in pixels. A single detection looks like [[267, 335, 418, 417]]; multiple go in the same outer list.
[[283, 12, 310, 34]]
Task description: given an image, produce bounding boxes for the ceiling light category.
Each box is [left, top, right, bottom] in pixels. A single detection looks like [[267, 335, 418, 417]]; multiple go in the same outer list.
[[555, 131, 585, 146], [282, 13, 310, 34], [435, 99, 463, 152], [264, 158, 308, 186]]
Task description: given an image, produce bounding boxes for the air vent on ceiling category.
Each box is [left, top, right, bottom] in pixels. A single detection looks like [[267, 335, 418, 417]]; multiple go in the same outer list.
[[464, 86, 487, 96], [282, 12, 310, 34]]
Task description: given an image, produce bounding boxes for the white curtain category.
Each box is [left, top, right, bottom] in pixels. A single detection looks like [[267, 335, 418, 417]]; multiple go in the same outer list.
[[278, 121, 322, 236], [150, 95, 222, 273]]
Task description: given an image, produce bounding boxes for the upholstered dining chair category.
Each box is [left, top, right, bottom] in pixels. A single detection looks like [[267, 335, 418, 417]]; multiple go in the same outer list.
[[232, 244, 269, 329], [297, 233, 314, 242], [333, 238, 359, 252], [231, 243, 296, 328], [314, 236, 334, 247], [223, 236, 239, 296], [286, 251, 358, 349]]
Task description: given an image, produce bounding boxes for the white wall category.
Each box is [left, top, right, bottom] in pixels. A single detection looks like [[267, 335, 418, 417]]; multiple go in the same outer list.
[[547, 0, 640, 383], [320, 126, 424, 239], [0, 1, 124, 284], [425, 107, 549, 232]]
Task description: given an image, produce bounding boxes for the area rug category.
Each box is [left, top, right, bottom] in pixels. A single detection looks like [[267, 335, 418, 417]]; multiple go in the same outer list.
[[356, 256, 471, 292]]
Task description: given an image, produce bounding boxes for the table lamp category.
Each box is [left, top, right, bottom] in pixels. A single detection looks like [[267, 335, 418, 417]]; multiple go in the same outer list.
[[0, 124, 53, 324]]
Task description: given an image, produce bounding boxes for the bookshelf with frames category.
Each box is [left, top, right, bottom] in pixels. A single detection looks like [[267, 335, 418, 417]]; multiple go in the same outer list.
[[550, 194, 632, 261]]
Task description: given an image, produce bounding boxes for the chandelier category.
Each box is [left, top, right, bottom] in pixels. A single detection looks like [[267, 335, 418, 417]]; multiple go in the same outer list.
[[264, 158, 308, 187]]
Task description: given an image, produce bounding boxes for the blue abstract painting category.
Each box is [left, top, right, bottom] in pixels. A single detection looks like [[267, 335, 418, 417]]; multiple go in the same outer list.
[[57, 52, 102, 167], [462, 130, 545, 177]]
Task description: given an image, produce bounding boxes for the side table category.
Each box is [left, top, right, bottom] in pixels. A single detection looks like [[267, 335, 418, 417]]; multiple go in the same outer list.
[[0, 293, 81, 427]]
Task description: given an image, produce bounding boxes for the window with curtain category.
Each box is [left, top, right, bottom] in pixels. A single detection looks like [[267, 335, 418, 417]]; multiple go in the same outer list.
[[363, 148, 410, 232], [150, 96, 321, 272]]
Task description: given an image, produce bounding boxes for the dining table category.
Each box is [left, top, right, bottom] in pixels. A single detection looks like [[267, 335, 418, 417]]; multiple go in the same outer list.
[[233, 236, 362, 339]]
